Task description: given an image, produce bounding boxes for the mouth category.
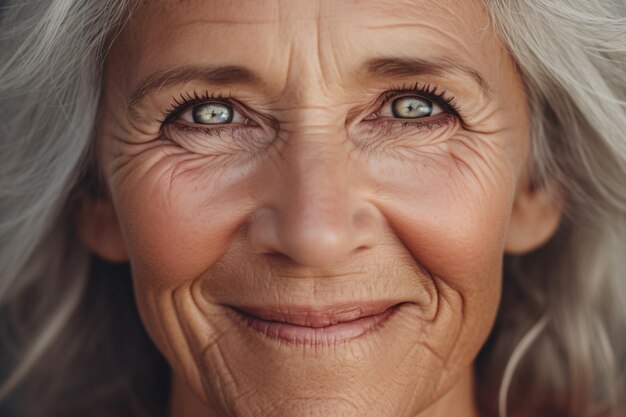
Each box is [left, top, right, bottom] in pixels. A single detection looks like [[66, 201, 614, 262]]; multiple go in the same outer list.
[[224, 301, 406, 346]]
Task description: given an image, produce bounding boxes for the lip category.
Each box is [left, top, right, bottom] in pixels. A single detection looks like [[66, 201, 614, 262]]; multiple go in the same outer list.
[[225, 301, 405, 346]]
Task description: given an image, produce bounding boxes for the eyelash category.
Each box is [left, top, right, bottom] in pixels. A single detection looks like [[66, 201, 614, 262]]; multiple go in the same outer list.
[[376, 82, 461, 118], [159, 82, 461, 130], [159, 90, 236, 125]]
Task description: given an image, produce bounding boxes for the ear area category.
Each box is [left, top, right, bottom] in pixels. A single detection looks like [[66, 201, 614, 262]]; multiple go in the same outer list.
[[77, 192, 129, 263], [505, 177, 564, 255]]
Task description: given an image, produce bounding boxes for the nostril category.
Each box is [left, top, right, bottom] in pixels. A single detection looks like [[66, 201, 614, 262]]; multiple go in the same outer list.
[[353, 205, 384, 249], [246, 207, 282, 255]]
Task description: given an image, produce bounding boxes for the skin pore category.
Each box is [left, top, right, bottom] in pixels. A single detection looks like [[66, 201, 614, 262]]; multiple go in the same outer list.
[[82, 0, 563, 416]]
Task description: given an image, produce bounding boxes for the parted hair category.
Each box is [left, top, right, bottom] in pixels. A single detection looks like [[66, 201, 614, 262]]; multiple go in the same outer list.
[[0, 1, 625, 416]]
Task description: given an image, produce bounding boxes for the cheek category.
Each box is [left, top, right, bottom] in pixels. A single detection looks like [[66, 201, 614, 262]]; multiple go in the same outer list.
[[109, 143, 258, 285], [378, 136, 514, 278], [370, 134, 515, 350]]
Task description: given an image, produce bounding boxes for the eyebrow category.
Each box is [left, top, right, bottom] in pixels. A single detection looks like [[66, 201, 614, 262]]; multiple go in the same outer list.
[[127, 56, 491, 113], [127, 65, 261, 111], [363, 57, 492, 98]]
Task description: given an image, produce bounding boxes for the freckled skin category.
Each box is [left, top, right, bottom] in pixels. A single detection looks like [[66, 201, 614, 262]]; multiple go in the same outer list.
[[93, 0, 540, 416]]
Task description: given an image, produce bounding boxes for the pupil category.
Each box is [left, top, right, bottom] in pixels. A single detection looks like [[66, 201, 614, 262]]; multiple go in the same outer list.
[[192, 103, 233, 124]]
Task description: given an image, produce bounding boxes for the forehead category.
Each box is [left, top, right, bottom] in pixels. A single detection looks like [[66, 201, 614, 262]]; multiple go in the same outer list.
[[119, 0, 504, 91]]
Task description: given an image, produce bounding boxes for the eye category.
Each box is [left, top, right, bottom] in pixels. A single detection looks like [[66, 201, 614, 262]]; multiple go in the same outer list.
[[177, 101, 246, 125], [380, 95, 443, 119]]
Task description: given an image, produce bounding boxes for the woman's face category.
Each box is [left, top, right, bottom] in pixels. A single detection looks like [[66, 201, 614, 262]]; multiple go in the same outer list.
[[89, 0, 560, 416]]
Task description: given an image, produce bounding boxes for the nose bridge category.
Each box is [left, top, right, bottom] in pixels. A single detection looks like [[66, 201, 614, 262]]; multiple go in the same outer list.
[[248, 127, 381, 268], [285, 133, 353, 235]]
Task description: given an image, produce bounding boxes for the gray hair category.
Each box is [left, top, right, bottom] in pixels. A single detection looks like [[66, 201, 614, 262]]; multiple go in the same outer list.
[[0, 1, 624, 416]]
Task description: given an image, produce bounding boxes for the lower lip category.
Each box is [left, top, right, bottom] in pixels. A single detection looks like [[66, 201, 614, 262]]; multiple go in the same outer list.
[[226, 304, 402, 346]]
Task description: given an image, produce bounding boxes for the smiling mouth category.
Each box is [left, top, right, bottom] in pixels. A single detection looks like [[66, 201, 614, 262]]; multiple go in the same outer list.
[[224, 301, 406, 346]]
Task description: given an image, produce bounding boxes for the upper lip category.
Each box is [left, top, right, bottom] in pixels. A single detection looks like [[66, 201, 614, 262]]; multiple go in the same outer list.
[[227, 300, 404, 328]]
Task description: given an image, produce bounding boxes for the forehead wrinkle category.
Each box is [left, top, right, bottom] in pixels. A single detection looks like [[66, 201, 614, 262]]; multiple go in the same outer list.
[[363, 0, 488, 24], [272, 0, 370, 107], [274, 2, 385, 114], [362, 0, 493, 53], [315, 0, 346, 91], [366, 19, 484, 52], [274, 0, 342, 107]]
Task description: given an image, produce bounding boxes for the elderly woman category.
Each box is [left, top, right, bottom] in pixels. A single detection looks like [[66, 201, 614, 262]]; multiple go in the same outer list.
[[0, 1, 625, 416]]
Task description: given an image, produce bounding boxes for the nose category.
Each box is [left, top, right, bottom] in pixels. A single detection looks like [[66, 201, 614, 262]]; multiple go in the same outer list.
[[247, 134, 382, 268]]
